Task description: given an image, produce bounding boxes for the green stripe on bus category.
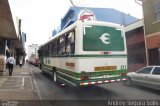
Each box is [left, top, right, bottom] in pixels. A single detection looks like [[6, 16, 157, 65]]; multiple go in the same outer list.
[[43, 64, 127, 79]]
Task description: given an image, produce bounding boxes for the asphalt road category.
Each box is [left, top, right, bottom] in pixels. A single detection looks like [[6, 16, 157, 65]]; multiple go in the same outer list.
[[28, 64, 160, 101]]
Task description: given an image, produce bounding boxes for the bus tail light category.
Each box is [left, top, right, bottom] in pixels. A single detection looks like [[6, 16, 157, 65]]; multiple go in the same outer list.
[[121, 73, 127, 76], [81, 71, 90, 80], [81, 76, 89, 80]]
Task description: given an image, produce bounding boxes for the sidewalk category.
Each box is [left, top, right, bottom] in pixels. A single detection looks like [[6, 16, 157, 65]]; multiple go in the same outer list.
[[0, 64, 39, 100]]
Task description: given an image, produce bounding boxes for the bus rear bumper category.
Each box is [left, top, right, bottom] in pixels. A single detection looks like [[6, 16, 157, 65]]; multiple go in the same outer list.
[[79, 77, 128, 86]]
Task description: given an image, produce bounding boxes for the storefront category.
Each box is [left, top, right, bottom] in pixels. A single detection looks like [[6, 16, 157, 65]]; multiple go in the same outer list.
[[125, 20, 146, 72], [146, 32, 160, 65]]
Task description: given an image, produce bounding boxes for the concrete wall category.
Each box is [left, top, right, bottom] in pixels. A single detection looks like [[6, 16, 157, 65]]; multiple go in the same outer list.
[[143, 0, 160, 35]]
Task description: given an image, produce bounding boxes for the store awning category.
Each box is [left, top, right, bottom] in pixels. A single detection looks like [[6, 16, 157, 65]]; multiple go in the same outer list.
[[0, 0, 17, 39]]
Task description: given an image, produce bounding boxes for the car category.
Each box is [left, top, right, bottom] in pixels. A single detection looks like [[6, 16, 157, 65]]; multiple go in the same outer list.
[[125, 66, 160, 90], [34, 58, 40, 67]]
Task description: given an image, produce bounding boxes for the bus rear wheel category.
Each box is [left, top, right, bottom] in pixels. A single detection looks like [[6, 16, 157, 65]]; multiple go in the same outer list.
[[53, 71, 65, 87]]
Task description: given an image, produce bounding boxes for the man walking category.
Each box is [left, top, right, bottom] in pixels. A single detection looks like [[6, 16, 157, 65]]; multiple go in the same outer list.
[[19, 56, 23, 67], [6, 54, 15, 76]]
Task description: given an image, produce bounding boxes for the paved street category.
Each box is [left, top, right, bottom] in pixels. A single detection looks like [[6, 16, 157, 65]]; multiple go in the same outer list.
[[29, 64, 160, 100], [1, 0, 160, 106], [0, 63, 160, 106]]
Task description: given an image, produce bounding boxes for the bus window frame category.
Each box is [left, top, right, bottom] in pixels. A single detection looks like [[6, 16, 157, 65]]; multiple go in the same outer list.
[[42, 29, 76, 57], [58, 35, 66, 55], [66, 31, 75, 55]]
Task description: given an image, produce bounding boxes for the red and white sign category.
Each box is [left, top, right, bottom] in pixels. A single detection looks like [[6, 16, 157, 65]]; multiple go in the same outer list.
[[78, 9, 96, 21]]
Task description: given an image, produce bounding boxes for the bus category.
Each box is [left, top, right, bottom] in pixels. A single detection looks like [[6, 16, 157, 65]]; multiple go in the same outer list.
[[38, 20, 128, 87]]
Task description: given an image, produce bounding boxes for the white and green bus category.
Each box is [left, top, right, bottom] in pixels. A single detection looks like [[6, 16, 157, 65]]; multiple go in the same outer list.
[[38, 20, 128, 87]]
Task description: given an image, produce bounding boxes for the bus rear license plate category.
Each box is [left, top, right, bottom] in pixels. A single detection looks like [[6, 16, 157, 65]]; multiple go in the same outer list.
[[94, 66, 117, 71]]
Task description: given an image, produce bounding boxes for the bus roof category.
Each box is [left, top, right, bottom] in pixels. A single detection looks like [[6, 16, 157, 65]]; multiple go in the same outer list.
[[41, 20, 123, 46]]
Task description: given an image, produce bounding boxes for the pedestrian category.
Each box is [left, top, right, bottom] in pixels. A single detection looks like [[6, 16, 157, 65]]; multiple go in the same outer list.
[[6, 54, 15, 76], [19, 56, 23, 68]]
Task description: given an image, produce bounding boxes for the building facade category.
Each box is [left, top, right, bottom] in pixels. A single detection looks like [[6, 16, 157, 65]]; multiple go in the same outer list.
[[52, 7, 138, 36], [142, 0, 160, 65], [0, 0, 25, 73], [28, 44, 40, 61], [125, 20, 146, 72]]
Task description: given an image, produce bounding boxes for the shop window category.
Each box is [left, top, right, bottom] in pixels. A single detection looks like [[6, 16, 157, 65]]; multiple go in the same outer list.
[[154, 1, 160, 22], [149, 48, 159, 65]]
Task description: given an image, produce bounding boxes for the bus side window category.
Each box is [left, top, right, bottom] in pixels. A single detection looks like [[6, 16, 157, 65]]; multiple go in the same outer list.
[[52, 40, 57, 56], [47, 44, 50, 56], [49, 42, 52, 56], [58, 35, 65, 55], [50, 41, 54, 56], [45, 45, 47, 56], [66, 31, 75, 55], [42, 46, 45, 56], [70, 42, 75, 54]]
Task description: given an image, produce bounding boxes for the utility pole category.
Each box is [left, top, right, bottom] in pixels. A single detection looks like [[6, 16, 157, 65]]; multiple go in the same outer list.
[[69, 0, 85, 7], [135, 0, 142, 6], [70, 0, 76, 6]]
